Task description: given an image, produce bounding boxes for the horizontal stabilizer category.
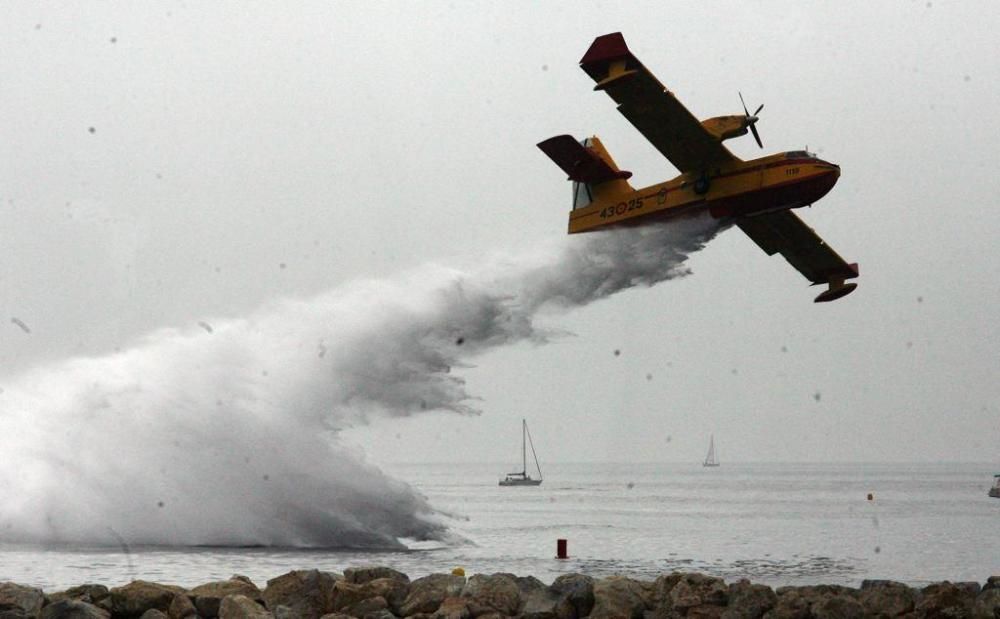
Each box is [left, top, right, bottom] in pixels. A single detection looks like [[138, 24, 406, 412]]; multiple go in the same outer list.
[[537, 135, 633, 184]]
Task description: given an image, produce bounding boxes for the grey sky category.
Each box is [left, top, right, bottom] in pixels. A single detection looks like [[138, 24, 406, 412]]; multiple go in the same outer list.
[[1, 2, 998, 465]]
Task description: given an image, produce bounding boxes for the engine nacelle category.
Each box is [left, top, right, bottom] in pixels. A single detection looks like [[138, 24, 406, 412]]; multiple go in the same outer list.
[[701, 115, 751, 142]]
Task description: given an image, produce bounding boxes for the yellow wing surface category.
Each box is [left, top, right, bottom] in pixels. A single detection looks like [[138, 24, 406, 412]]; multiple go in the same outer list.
[[736, 211, 859, 302], [579, 32, 737, 174]]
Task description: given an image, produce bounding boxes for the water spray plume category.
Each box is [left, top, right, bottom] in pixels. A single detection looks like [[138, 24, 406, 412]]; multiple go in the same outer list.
[[0, 215, 722, 547]]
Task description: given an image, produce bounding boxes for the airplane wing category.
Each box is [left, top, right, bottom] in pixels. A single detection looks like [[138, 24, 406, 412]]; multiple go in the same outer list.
[[579, 33, 737, 174], [736, 210, 859, 302]]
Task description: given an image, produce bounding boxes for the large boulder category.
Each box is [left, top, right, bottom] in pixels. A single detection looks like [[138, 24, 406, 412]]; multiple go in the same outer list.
[[811, 594, 864, 619], [399, 573, 466, 617], [549, 573, 594, 619], [973, 587, 1000, 618], [0, 583, 44, 618], [460, 573, 521, 616], [190, 576, 263, 617], [39, 599, 110, 619], [915, 581, 977, 617], [328, 577, 408, 615], [342, 566, 409, 585], [590, 576, 648, 619], [432, 596, 471, 619], [219, 594, 272, 619], [109, 581, 188, 618], [858, 580, 917, 617], [984, 576, 1000, 592], [722, 579, 777, 619], [262, 570, 339, 619], [47, 584, 110, 607], [168, 592, 198, 619], [668, 573, 728, 614]]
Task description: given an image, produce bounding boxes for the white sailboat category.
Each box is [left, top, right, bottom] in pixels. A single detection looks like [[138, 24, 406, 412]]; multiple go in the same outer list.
[[499, 419, 543, 486], [703, 434, 720, 467]]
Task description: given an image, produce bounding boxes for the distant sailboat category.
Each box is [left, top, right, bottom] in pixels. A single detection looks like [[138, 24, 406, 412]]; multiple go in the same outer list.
[[499, 419, 543, 486], [703, 434, 720, 467]]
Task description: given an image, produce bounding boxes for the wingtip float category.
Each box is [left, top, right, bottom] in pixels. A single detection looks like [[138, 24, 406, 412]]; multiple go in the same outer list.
[[538, 32, 859, 303]]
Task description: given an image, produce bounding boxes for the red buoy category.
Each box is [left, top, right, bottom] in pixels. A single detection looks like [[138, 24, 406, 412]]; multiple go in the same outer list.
[[557, 538, 568, 559]]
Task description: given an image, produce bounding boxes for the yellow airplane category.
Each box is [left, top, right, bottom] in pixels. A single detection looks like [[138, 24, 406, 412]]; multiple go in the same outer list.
[[538, 33, 858, 303]]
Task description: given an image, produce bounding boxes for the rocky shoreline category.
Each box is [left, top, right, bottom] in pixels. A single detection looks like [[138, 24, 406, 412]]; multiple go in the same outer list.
[[1, 567, 998, 618]]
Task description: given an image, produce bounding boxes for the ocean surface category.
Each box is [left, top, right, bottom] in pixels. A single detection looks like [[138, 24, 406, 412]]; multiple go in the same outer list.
[[1, 462, 997, 592]]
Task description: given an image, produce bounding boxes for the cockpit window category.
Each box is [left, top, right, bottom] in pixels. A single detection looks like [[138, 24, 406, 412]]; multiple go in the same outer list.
[[786, 150, 815, 159]]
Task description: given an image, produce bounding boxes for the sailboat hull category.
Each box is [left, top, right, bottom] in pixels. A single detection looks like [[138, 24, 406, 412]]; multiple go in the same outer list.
[[499, 478, 543, 487]]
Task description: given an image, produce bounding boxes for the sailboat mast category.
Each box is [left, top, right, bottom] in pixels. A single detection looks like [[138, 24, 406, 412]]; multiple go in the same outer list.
[[521, 418, 527, 475]]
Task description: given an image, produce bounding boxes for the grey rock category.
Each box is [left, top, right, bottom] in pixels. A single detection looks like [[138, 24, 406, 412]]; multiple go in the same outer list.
[[262, 570, 339, 619], [168, 593, 198, 618], [40, 599, 110, 619], [109, 581, 188, 618], [432, 596, 471, 619], [342, 566, 409, 585], [219, 594, 272, 619], [811, 594, 864, 619], [139, 610, 170, 619], [549, 573, 595, 619], [399, 573, 465, 617], [47, 585, 110, 606], [973, 587, 1000, 619], [0, 582, 45, 617], [984, 576, 1000, 592], [722, 579, 777, 619], [340, 594, 387, 618], [917, 581, 977, 617], [590, 576, 648, 619], [460, 573, 520, 616], [191, 577, 263, 617], [857, 580, 917, 617]]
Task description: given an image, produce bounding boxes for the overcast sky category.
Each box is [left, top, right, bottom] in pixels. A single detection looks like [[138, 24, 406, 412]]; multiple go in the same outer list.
[[1, 1, 997, 465]]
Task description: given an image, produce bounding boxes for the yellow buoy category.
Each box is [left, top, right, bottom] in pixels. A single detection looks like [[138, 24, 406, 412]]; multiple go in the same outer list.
[[451, 567, 465, 577]]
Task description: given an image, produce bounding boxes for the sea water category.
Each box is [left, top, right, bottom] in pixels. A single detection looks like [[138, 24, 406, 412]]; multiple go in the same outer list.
[[0, 462, 996, 591]]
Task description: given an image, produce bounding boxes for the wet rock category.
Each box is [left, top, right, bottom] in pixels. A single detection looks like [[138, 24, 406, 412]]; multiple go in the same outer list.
[[984, 576, 1000, 592], [48, 584, 110, 606], [857, 580, 916, 617], [219, 594, 272, 619], [341, 594, 388, 617], [328, 581, 367, 613], [721, 579, 777, 619], [262, 570, 339, 619], [590, 576, 648, 619], [342, 566, 409, 585], [668, 573, 728, 611], [550, 573, 595, 619], [191, 576, 262, 617], [365, 578, 409, 615], [460, 573, 521, 615], [432, 596, 471, 619], [0, 582, 44, 617], [329, 578, 408, 616], [167, 593, 198, 618], [109, 581, 187, 618], [916, 581, 977, 617], [40, 599, 110, 619], [399, 573, 465, 617], [973, 587, 1000, 618], [811, 594, 864, 619]]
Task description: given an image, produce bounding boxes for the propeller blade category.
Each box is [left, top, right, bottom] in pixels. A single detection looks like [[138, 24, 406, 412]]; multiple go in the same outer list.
[[739, 91, 750, 116], [754, 103, 764, 116], [750, 123, 763, 149]]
